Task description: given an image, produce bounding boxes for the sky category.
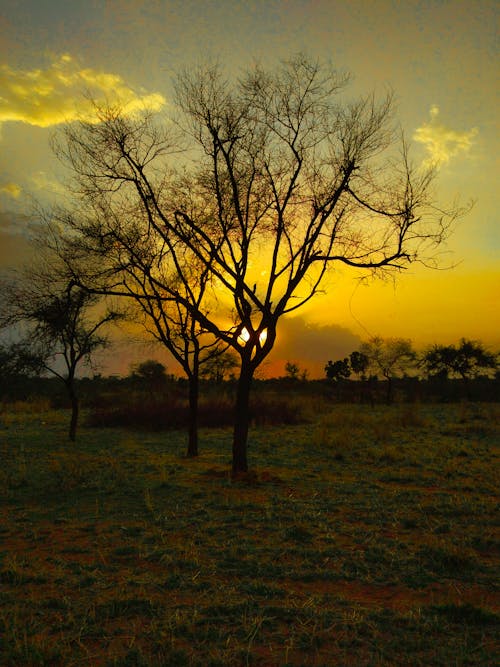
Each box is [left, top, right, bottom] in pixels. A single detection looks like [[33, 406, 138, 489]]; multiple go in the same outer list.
[[0, 0, 498, 377]]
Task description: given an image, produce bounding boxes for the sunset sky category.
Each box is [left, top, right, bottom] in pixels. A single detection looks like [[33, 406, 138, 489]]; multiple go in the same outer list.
[[0, 0, 498, 377]]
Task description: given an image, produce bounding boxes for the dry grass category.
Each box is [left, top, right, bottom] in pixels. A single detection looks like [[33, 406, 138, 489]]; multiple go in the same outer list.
[[0, 401, 498, 665]]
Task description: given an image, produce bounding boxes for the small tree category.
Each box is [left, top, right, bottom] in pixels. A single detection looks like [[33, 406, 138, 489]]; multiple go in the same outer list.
[[349, 351, 369, 381], [284, 361, 300, 381], [0, 267, 120, 440], [284, 361, 308, 382], [421, 339, 497, 399], [349, 350, 371, 403], [325, 358, 351, 382], [131, 359, 168, 388], [200, 349, 239, 384], [360, 336, 416, 403]]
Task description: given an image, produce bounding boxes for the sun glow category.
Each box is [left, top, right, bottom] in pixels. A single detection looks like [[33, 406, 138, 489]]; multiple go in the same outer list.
[[237, 327, 268, 347], [238, 327, 251, 345]]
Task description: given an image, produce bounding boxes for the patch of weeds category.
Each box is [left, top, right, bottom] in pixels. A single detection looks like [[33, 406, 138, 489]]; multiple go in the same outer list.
[[0, 555, 48, 585], [60, 546, 90, 554], [418, 544, 479, 578], [377, 445, 405, 464], [433, 522, 451, 534], [48, 451, 98, 491], [106, 648, 151, 666], [425, 603, 499, 626], [397, 403, 427, 428], [238, 581, 287, 598], [283, 525, 314, 543], [94, 598, 160, 621], [41, 597, 71, 611], [112, 545, 140, 557]]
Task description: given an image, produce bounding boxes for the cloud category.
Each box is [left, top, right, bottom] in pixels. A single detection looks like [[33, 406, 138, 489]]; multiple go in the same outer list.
[[0, 210, 34, 267], [0, 182, 22, 198], [266, 315, 361, 378], [413, 105, 478, 168], [0, 54, 166, 131]]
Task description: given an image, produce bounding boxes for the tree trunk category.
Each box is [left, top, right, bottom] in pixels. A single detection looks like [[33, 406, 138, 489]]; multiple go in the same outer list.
[[461, 374, 471, 401], [186, 373, 199, 457], [232, 360, 254, 475], [386, 377, 393, 405], [68, 384, 79, 441]]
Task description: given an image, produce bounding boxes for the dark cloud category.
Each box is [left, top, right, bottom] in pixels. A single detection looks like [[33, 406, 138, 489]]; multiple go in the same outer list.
[[0, 211, 33, 268], [266, 315, 361, 378]]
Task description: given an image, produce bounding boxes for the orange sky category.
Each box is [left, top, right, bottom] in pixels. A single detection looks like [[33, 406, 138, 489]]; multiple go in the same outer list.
[[0, 1, 498, 377]]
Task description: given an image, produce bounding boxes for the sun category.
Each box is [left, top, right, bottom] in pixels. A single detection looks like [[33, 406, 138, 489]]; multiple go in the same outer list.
[[237, 327, 267, 346]]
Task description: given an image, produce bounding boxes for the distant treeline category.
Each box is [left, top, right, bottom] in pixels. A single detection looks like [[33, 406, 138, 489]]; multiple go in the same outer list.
[[0, 367, 498, 409]]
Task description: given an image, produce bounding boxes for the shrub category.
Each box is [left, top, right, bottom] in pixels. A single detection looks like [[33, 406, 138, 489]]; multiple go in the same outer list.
[[86, 393, 311, 430]]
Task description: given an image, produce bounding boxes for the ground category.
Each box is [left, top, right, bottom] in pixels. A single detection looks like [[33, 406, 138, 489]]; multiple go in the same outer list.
[[0, 401, 498, 665]]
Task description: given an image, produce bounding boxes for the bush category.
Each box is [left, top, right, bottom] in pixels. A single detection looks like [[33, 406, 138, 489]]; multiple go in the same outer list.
[[86, 393, 311, 430]]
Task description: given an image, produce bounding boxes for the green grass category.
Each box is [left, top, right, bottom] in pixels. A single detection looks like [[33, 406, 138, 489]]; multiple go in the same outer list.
[[0, 401, 498, 665]]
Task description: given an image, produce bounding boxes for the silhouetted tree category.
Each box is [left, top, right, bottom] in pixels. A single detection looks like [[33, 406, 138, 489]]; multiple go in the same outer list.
[[421, 339, 497, 399], [349, 351, 369, 380], [285, 361, 299, 381], [200, 349, 239, 384], [131, 359, 168, 387], [52, 54, 465, 473], [128, 266, 220, 458], [360, 336, 416, 403], [325, 358, 351, 382], [45, 205, 219, 457], [0, 268, 120, 440], [349, 350, 371, 402], [325, 357, 350, 401]]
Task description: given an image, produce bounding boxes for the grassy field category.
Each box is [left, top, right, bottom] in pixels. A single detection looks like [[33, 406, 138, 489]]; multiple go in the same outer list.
[[0, 400, 499, 666]]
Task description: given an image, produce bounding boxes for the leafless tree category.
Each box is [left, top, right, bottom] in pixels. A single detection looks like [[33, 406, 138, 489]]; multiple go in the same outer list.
[[200, 349, 239, 384], [127, 264, 222, 458], [51, 54, 466, 473], [49, 200, 222, 457], [0, 259, 121, 440], [360, 336, 417, 403]]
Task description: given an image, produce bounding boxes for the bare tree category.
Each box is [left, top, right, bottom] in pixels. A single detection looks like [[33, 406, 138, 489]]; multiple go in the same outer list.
[[129, 271, 221, 458], [0, 263, 121, 440], [360, 336, 417, 403], [52, 55, 465, 473], [200, 349, 239, 384]]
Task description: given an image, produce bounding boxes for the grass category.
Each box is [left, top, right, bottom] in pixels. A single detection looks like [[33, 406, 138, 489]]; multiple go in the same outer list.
[[0, 401, 498, 665]]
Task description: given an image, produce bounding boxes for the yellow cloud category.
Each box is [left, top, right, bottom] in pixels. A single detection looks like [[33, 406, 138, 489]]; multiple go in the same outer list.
[[0, 54, 166, 130], [0, 182, 22, 198], [413, 105, 478, 168]]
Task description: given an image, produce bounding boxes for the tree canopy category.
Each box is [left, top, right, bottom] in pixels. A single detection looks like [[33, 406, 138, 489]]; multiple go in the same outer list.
[[49, 54, 466, 472]]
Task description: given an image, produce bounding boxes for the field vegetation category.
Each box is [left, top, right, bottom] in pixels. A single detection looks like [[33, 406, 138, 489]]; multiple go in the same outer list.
[[0, 395, 498, 666]]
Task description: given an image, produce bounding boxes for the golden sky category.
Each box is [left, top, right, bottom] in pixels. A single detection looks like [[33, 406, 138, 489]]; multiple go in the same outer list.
[[0, 0, 498, 376]]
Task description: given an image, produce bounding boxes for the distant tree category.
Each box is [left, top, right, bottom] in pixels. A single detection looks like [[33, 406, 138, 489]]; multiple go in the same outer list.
[[0, 341, 35, 378], [349, 351, 369, 380], [285, 361, 300, 381], [421, 339, 498, 399], [360, 336, 416, 403], [284, 361, 308, 382], [325, 358, 351, 382], [125, 258, 221, 457], [131, 359, 168, 388], [0, 266, 121, 440], [200, 349, 239, 384]]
